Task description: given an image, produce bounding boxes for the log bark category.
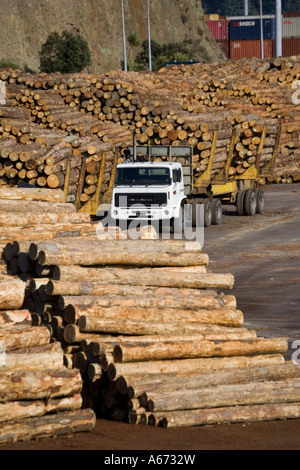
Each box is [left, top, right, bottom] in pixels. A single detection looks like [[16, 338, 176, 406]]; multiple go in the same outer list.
[[0, 309, 31, 328], [106, 354, 285, 381], [0, 393, 82, 423], [122, 363, 300, 399], [0, 325, 51, 352], [52, 266, 235, 289], [0, 409, 96, 444], [37, 250, 209, 268], [77, 311, 245, 335], [113, 338, 288, 363], [0, 276, 26, 310], [149, 402, 300, 427], [0, 187, 65, 203], [0, 368, 82, 402], [146, 377, 300, 412], [0, 211, 90, 226], [1, 343, 64, 371]]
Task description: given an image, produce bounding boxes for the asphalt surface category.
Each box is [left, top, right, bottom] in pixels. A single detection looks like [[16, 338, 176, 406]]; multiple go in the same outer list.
[[202, 183, 300, 360]]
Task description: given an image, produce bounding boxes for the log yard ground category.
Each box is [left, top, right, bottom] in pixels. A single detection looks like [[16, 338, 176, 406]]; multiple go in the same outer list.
[[1, 182, 299, 452]]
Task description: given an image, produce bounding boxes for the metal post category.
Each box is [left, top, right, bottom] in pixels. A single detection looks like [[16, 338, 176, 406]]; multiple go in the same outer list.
[[147, 0, 152, 72], [275, 0, 282, 57], [259, 0, 264, 60], [244, 0, 249, 16], [121, 0, 127, 71]]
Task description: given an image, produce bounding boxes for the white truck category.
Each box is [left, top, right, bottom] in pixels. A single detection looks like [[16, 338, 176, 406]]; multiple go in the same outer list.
[[110, 145, 194, 231]]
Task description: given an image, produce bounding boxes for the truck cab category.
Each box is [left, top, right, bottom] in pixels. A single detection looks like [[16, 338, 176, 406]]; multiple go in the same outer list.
[[110, 161, 186, 223]]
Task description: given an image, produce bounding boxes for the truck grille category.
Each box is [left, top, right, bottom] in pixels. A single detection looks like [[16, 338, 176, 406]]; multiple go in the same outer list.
[[115, 193, 167, 208]]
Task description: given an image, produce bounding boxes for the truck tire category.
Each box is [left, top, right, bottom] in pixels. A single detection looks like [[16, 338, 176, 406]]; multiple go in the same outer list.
[[203, 199, 212, 227], [191, 199, 211, 227], [172, 202, 185, 235], [236, 190, 246, 216], [211, 199, 222, 225], [244, 189, 257, 216], [255, 188, 265, 213]]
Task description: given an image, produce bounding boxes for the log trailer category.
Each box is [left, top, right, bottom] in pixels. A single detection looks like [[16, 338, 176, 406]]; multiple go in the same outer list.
[[109, 126, 281, 228]]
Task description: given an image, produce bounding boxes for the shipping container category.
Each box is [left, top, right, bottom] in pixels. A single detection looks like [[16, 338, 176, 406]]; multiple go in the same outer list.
[[282, 17, 300, 38], [229, 39, 274, 60], [282, 12, 300, 17], [206, 20, 229, 40], [282, 37, 300, 56], [205, 14, 220, 20], [229, 16, 276, 40], [216, 39, 230, 58]]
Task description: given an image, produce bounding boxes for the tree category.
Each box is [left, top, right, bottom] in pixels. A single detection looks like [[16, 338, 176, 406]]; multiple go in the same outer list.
[[133, 39, 198, 71], [39, 30, 91, 74]]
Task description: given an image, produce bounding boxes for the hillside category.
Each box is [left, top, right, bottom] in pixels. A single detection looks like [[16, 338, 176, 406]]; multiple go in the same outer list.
[[0, 0, 224, 73]]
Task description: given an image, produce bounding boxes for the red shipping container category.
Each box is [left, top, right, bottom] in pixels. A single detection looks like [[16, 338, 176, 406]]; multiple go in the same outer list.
[[206, 20, 229, 40], [216, 39, 230, 58], [282, 38, 300, 57], [229, 39, 274, 59]]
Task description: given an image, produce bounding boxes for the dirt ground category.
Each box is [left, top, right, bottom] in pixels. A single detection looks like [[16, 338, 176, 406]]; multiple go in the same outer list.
[[1, 183, 300, 452]]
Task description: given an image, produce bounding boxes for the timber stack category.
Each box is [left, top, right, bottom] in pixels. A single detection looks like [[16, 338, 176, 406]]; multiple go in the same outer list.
[[0, 55, 299, 206], [1, 187, 300, 429], [0, 268, 96, 445]]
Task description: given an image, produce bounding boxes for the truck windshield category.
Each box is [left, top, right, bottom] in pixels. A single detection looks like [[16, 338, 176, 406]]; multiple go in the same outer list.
[[115, 167, 171, 186]]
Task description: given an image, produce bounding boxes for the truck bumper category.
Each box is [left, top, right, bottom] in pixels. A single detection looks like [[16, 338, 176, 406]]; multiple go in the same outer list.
[[110, 207, 175, 221]]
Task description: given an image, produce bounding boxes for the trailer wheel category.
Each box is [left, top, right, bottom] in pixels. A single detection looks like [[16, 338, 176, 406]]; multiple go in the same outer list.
[[203, 199, 212, 227], [211, 199, 223, 225], [236, 190, 246, 216], [255, 188, 265, 213], [244, 189, 257, 216]]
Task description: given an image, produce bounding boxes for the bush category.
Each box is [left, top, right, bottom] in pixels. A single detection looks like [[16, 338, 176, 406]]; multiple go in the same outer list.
[[39, 30, 91, 74], [0, 59, 20, 70], [134, 39, 198, 71]]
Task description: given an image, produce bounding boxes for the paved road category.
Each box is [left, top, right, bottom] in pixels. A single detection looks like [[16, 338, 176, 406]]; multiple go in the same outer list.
[[202, 184, 300, 359]]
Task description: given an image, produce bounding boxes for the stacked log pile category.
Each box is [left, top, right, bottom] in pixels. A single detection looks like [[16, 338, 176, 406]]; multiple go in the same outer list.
[[0, 56, 299, 202], [4, 226, 300, 428], [0, 270, 95, 444]]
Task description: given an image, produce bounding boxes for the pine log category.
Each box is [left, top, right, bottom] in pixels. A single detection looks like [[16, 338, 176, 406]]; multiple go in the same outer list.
[[0, 187, 65, 203], [0, 199, 76, 214], [1, 342, 64, 371], [0, 408, 96, 444], [122, 363, 300, 399], [113, 338, 288, 363], [0, 368, 82, 402], [76, 310, 244, 335], [62, 297, 238, 321], [149, 402, 300, 427], [107, 354, 285, 381], [0, 393, 82, 423], [0, 309, 31, 327], [0, 211, 91, 226], [0, 277, 26, 310], [29, 239, 202, 260], [146, 377, 300, 412], [0, 325, 51, 351], [37, 250, 209, 267], [52, 266, 235, 289]]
